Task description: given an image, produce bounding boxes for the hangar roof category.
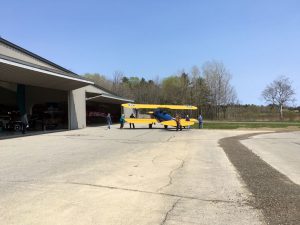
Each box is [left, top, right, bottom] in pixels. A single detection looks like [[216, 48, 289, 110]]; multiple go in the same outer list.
[[0, 37, 93, 90], [83, 85, 134, 104], [0, 37, 133, 102], [0, 37, 77, 75]]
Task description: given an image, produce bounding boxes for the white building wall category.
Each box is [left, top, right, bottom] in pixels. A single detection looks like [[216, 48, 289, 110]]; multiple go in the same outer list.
[[69, 88, 86, 129], [68, 85, 133, 130]]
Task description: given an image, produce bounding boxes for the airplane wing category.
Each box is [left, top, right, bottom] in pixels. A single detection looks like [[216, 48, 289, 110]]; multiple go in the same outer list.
[[163, 105, 197, 110], [125, 118, 157, 124], [122, 103, 197, 110]]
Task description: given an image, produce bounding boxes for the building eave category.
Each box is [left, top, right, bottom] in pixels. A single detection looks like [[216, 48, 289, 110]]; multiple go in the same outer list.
[[0, 57, 93, 90], [0, 37, 76, 75]]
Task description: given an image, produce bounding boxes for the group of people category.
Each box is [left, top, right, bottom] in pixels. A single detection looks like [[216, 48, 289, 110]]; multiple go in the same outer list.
[[106, 112, 203, 129], [118, 113, 135, 129], [174, 113, 203, 131], [106, 113, 136, 129]]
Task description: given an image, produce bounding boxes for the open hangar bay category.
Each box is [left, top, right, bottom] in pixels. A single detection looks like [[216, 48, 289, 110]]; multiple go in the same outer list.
[[0, 37, 132, 138]]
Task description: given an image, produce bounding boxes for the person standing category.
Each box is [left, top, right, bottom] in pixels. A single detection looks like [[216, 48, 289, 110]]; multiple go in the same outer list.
[[198, 113, 203, 129], [129, 113, 135, 129], [185, 114, 190, 129], [106, 113, 112, 129], [175, 114, 182, 131], [21, 113, 29, 134], [119, 114, 125, 129]]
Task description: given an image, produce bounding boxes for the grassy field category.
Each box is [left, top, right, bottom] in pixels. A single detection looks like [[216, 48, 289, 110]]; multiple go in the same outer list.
[[192, 121, 300, 129]]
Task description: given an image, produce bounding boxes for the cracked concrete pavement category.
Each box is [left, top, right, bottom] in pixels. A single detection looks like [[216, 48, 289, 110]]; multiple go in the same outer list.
[[0, 125, 265, 225]]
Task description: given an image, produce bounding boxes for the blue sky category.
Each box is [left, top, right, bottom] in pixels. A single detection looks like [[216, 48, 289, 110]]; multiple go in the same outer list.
[[1, 0, 300, 105]]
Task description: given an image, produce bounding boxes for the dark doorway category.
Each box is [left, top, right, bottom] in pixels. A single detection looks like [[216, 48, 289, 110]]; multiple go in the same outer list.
[[0, 81, 68, 137], [86, 101, 121, 125]]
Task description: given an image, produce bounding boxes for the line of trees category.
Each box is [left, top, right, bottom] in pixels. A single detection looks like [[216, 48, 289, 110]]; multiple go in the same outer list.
[[83, 61, 298, 121], [83, 61, 238, 119]]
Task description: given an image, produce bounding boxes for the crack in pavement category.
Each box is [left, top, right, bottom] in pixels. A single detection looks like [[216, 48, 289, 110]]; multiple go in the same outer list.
[[64, 137, 170, 144], [152, 154, 161, 165], [166, 135, 175, 142], [156, 158, 185, 193], [160, 198, 181, 225], [0, 180, 237, 204], [67, 181, 234, 204], [133, 130, 154, 138]]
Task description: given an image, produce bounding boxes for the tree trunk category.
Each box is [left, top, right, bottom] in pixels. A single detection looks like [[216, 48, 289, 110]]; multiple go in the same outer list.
[[279, 104, 283, 120]]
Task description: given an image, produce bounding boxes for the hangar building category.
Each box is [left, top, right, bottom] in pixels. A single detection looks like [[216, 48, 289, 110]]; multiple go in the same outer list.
[[0, 37, 132, 136]]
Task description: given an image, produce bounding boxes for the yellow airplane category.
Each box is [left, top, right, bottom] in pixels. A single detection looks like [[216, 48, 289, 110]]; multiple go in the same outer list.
[[122, 103, 198, 129]]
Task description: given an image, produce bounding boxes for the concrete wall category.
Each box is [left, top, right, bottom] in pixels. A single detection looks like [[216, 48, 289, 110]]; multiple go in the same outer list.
[[69, 88, 86, 130], [68, 85, 132, 129]]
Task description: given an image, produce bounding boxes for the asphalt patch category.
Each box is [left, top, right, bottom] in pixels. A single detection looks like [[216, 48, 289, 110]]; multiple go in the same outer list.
[[219, 134, 300, 225]]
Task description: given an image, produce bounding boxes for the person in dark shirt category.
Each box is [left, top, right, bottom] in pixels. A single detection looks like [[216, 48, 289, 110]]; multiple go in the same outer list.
[[185, 115, 190, 129], [175, 114, 182, 131], [21, 113, 29, 134], [119, 114, 125, 129], [106, 113, 112, 129], [129, 113, 135, 129], [198, 114, 203, 129]]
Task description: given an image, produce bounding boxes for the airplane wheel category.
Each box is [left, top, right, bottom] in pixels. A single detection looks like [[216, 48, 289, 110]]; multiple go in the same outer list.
[[149, 124, 153, 129], [14, 124, 22, 132], [164, 125, 168, 129]]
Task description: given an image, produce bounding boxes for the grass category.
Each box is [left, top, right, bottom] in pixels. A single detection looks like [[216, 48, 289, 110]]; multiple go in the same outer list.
[[192, 121, 300, 130]]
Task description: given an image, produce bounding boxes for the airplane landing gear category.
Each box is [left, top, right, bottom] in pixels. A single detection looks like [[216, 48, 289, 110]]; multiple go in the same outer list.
[[164, 125, 168, 129], [149, 124, 153, 129]]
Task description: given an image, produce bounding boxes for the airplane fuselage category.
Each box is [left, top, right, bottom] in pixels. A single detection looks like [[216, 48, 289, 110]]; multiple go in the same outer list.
[[153, 109, 173, 122]]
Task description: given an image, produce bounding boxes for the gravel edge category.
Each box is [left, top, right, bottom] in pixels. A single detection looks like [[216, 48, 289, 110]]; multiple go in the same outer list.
[[219, 133, 300, 225]]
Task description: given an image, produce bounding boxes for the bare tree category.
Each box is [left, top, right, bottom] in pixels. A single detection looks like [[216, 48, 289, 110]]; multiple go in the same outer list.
[[189, 66, 210, 115], [191, 65, 201, 79], [112, 71, 125, 95], [262, 76, 296, 120], [203, 61, 237, 119]]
